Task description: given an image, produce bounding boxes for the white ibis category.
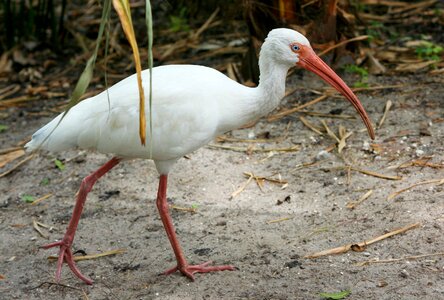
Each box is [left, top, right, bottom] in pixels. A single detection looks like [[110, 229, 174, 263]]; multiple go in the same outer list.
[[26, 28, 375, 285]]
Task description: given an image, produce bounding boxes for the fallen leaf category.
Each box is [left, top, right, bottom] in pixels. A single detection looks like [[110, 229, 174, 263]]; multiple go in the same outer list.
[[320, 290, 351, 300]]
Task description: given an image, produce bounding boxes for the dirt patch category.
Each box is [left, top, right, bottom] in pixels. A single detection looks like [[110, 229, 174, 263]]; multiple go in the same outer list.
[[0, 72, 443, 299]]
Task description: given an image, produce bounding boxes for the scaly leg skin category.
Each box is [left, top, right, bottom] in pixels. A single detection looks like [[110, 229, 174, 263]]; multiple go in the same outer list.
[[42, 157, 120, 285], [156, 174, 236, 281]]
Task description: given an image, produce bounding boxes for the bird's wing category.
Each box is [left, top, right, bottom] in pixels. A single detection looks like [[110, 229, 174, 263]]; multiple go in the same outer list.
[[25, 65, 250, 160]]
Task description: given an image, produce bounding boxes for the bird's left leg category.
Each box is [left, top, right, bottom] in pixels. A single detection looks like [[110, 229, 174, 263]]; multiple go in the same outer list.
[[42, 157, 121, 285], [156, 174, 236, 281]]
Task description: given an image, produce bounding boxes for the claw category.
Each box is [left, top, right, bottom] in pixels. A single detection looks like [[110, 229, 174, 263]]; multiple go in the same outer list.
[[162, 261, 235, 281], [42, 240, 93, 285]]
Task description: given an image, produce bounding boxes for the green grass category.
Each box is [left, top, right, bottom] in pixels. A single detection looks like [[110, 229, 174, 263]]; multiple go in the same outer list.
[[344, 64, 369, 88], [415, 41, 443, 61]]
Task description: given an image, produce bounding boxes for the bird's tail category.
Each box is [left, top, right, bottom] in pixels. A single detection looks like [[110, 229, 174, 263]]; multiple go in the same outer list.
[[25, 113, 76, 152]]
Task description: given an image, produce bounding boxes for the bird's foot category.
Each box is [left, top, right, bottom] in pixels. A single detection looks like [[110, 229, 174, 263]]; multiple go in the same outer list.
[[162, 261, 236, 281], [42, 239, 93, 285]]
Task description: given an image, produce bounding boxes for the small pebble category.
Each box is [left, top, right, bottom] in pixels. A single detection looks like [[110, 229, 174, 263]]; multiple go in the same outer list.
[[315, 150, 332, 161], [416, 149, 424, 156], [400, 269, 409, 278]]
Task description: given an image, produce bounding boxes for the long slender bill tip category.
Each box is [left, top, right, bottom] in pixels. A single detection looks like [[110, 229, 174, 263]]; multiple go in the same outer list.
[[298, 48, 376, 140]]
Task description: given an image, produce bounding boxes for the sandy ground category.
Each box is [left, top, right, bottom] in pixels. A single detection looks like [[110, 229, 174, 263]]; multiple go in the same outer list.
[[1, 72, 443, 299]]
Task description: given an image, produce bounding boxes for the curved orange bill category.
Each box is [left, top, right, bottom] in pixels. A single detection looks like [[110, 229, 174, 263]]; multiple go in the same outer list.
[[297, 47, 375, 140]]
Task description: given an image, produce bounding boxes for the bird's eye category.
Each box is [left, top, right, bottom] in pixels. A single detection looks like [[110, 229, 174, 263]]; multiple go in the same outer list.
[[291, 44, 300, 52]]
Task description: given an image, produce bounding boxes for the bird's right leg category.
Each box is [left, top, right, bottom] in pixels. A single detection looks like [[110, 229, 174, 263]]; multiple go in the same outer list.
[[156, 174, 235, 280], [42, 157, 120, 285]]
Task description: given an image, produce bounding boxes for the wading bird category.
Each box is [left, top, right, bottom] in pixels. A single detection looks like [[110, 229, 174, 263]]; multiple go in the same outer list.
[[26, 28, 375, 285]]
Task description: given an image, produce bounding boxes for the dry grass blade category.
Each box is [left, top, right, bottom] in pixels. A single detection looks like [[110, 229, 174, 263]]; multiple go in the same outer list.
[[0, 96, 38, 107], [387, 178, 444, 200], [0, 149, 25, 168], [171, 205, 197, 213], [145, 0, 154, 156], [321, 120, 340, 143], [397, 157, 444, 169], [361, 0, 409, 7], [346, 190, 373, 209], [32, 219, 48, 239], [267, 217, 292, 224], [267, 95, 328, 122], [305, 222, 420, 259], [192, 7, 220, 39], [390, 0, 437, 14], [356, 252, 444, 266], [0, 154, 34, 178], [293, 159, 325, 171], [82, 289, 89, 300], [300, 111, 355, 119], [0, 84, 20, 100], [300, 116, 323, 135], [343, 166, 402, 180], [0, 147, 23, 155], [395, 60, 437, 72], [113, 0, 146, 145], [243, 172, 288, 185], [31, 193, 53, 205], [209, 144, 300, 153], [231, 174, 254, 198], [48, 249, 126, 262], [337, 125, 352, 153], [318, 35, 369, 57], [351, 84, 404, 92], [0, 274, 4, 280], [378, 100, 393, 129]]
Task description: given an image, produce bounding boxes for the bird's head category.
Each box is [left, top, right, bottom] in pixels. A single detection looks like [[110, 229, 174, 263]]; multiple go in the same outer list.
[[264, 28, 375, 140]]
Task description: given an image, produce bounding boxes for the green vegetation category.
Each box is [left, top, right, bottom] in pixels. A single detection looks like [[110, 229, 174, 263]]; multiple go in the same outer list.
[[54, 158, 65, 171], [344, 64, 369, 88], [22, 194, 35, 203], [0, 125, 8, 133], [169, 7, 190, 32], [415, 41, 443, 60], [366, 21, 383, 42], [40, 178, 50, 185]]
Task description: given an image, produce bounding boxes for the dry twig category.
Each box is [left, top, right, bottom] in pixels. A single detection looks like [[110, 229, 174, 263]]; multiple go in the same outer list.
[[331, 165, 402, 181], [231, 173, 254, 199], [31, 193, 53, 205], [267, 95, 328, 122], [267, 217, 292, 224], [171, 205, 197, 213], [387, 178, 444, 200], [378, 100, 393, 129], [48, 249, 126, 262], [32, 220, 49, 239], [299, 116, 323, 135], [305, 222, 420, 259], [346, 190, 373, 209], [356, 252, 444, 266], [0, 154, 34, 178]]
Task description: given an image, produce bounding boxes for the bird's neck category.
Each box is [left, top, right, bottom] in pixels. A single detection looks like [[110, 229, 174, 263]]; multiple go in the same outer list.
[[217, 53, 290, 134], [255, 54, 289, 117]]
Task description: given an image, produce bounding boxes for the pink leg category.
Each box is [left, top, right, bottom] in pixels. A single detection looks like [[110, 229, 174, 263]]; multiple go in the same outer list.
[[42, 157, 120, 285], [156, 175, 236, 281]]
